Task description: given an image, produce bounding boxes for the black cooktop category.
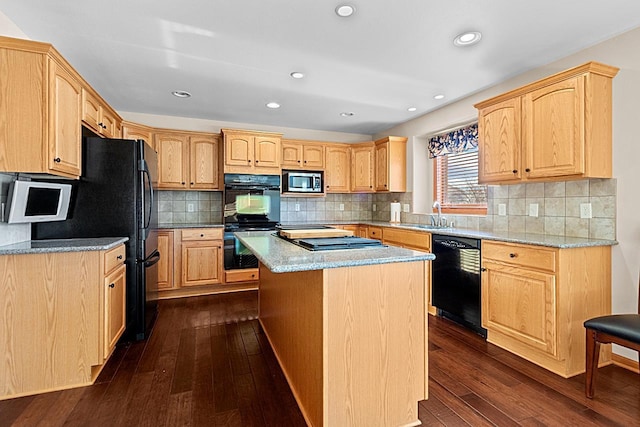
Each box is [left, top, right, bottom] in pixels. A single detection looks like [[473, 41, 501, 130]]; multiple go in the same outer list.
[[275, 233, 384, 251]]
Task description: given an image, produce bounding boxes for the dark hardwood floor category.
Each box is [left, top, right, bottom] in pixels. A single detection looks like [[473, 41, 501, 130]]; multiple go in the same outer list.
[[1, 291, 638, 426]]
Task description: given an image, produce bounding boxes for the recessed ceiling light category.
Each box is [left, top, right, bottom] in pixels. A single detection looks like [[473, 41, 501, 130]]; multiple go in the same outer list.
[[453, 31, 482, 47], [335, 4, 355, 17], [172, 90, 191, 98], [340, 112, 355, 117], [407, 107, 417, 112], [433, 94, 445, 100], [290, 71, 305, 79], [266, 102, 281, 109]]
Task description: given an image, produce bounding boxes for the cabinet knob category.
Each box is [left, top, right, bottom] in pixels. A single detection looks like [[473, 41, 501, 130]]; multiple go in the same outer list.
[[190, 182, 194, 185], [509, 253, 518, 258], [251, 274, 256, 278], [247, 160, 251, 163], [181, 182, 185, 185], [54, 157, 61, 163], [512, 169, 517, 174], [117, 255, 123, 260], [255, 160, 259, 163], [109, 283, 115, 288], [297, 160, 301, 163], [200, 234, 204, 237], [525, 168, 531, 172], [304, 160, 307, 163], [480, 267, 487, 272]]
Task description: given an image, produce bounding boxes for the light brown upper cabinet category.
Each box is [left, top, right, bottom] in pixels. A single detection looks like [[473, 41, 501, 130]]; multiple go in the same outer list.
[[475, 62, 619, 185], [122, 121, 154, 148], [324, 144, 351, 193], [374, 136, 407, 192], [222, 129, 281, 174], [0, 37, 82, 178], [155, 131, 221, 190], [281, 139, 325, 169], [82, 88, 121, 139], [351, 143, 375, 192]]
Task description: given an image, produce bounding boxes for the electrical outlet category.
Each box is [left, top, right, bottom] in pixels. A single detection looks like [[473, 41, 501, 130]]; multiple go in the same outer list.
[[403, 204, 410, 212], [372, 204, 377, 212], [295, 203, 300, 212], [498, 203, 507, 216], [187, 202, 195, 213], [580, 203, 592, 219], [529, 203, 539, 217], [339, 203, 344, 211]]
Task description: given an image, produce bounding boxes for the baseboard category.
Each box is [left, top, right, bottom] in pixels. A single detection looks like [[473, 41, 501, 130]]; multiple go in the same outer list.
[[612, 353, 640, 374]]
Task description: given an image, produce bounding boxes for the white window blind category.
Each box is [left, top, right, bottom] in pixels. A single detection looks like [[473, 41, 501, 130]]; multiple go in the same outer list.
[[435, 147, 487, 210]]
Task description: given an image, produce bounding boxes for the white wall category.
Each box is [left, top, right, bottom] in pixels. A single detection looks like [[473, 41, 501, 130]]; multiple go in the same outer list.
[[376, 27, 640, 361], [121, 111, 371, 143], [0, 10, 27, 39]]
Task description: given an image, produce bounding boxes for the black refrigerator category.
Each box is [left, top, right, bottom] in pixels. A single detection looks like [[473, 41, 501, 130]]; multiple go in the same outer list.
[[33, 137, 160, 341]]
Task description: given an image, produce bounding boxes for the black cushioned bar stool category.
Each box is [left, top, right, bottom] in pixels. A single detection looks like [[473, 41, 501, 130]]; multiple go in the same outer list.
[[583, 277, 640, 398]]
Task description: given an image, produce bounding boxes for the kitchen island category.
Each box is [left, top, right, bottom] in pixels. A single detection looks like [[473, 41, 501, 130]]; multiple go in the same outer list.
[[236, 231, 434, 427]]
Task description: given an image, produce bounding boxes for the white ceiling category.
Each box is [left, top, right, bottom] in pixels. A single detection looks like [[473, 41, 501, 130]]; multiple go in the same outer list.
[[2, 1, 640, 135]]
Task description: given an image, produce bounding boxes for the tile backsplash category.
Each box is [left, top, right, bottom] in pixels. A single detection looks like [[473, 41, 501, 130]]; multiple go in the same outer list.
[[158, 191, 223, 224], [402, 178, 616, 240], [157, 178, 616, 240]]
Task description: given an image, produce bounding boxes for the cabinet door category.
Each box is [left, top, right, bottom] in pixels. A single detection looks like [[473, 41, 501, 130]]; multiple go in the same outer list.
[[104, 264, 126, 359], [325, 145, 350, 192], [190, 134, 220, 189], [100, 107, 119, 138], [522, 77, 585, 179], [225, 135, 253, 167], [181, 241, 223, 286], [351, 145, 374, 192], [254, 136, 280, 169], [122, 123, 154, 148], [156, 133, 189, 188], [478, 97, 521, 184], [81, 88, 102, 134], [157, 231, 174, 290], [49, 59, 82, 177], [302, 144, 324, 168], [482, 261, 558, 357], [281, 141, 303, 168], [374, 141, 389, 191]]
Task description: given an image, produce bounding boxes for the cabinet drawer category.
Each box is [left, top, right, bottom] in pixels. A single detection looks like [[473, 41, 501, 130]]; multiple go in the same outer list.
[[104, 244, 126, 274], [483, 241, 556, 273], [225, 268, 259, 283], [181, 228, 223, 241], [368, 226, 383, 240], [383, 228, 430, 251]]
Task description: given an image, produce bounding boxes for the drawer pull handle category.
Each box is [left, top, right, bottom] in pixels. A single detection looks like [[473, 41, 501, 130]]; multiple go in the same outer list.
[[117, 255, 123, 260], [109, 283, 115, 288], [509, 253, 518, 258]]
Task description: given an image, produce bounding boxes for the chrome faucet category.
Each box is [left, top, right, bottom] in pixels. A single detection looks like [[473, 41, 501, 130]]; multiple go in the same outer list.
[[431, 200, 446, 227]]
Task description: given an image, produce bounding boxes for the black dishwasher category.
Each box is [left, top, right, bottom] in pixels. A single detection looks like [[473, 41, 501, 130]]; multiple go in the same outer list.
[[432, 234, 487, 338]]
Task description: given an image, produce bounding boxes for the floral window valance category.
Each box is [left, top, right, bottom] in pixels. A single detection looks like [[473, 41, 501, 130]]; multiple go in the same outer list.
[[428, 123, 478, 158]]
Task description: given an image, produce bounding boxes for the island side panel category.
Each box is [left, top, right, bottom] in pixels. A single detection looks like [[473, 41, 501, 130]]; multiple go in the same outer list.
[[258, 264, 324, 427], [324, 261, 427, 427]]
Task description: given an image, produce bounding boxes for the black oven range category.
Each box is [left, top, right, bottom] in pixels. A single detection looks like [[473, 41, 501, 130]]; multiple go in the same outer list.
[[223, 174, 281, 270]]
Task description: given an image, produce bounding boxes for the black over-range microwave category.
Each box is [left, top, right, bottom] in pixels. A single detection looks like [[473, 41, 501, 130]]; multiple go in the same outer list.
[[282, 170, 323, 193]]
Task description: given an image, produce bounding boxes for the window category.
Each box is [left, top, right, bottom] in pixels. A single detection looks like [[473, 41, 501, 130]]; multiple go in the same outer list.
[[434, 148, 487, 214], [428, 123, 487, 214]]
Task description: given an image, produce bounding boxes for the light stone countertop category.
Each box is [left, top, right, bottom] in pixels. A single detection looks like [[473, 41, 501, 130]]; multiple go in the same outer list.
[[0, 237, 129, 255], [235, 230, 434, 273], [282, 221, 618, 249]]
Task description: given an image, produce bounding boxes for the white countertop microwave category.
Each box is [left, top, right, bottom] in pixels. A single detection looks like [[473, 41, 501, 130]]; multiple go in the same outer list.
[[4, 180, 72, 223]]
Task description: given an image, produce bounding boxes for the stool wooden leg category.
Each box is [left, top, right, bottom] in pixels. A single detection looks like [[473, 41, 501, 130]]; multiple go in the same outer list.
[[585, 328, 600, 398]]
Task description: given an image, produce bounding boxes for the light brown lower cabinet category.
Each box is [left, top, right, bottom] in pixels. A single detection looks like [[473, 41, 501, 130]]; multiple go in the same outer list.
[[157, 228, 258, 299], [481, 240, 612, 377], [0, 244, 126, 400]]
